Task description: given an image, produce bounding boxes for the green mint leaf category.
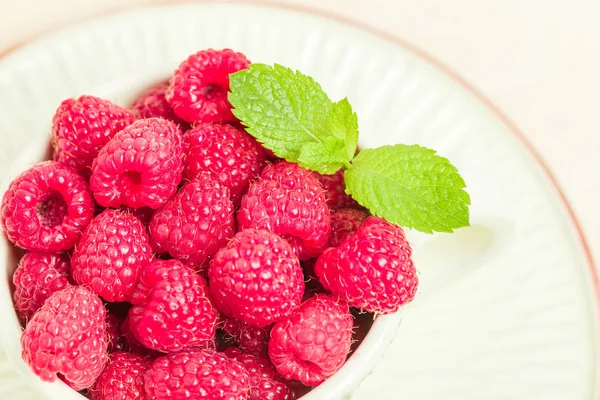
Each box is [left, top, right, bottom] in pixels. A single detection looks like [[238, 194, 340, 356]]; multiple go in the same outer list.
[[321, 98, 359, 161], [345, 144, 470, 233], [228, 64, 357, 172], [297, 136, 347, 174]]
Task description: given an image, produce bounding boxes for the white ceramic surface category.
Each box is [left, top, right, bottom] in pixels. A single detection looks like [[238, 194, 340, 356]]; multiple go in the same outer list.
[[0, 3, 597, 400]]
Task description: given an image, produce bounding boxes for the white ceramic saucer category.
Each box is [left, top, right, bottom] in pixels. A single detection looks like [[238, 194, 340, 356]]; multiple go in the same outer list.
[[0, 2, 597, 399]]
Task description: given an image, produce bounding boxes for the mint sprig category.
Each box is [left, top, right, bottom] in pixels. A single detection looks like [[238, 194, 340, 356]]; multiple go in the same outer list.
[[229, 64, 355, 174], [229, 65, 470, 233]]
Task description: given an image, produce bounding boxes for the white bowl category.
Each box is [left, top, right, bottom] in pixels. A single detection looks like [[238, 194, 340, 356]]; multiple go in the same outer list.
[[0, 3, 408, 400]]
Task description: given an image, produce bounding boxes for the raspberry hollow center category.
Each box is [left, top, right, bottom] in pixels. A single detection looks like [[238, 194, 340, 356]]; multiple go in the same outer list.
[[202, 84, 225, 101], [36, 191, 68, 227], [119, 171, 143, 193]]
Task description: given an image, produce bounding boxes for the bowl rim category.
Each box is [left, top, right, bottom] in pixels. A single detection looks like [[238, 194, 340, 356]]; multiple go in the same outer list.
[[0, 1, 598, 399]]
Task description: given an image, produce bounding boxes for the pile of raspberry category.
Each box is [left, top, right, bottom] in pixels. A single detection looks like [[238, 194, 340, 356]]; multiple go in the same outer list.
[[0, 49, 418, 400]]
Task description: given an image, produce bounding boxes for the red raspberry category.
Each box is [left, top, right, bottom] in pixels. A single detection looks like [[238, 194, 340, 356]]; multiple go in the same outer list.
[[315, 216, 418, 313], [90, 118, 184, 209], [222, 318, 271, 356], [52, 95, 135, 177], [128, 259, 218, 352], [149, 174, 234, 268], [224, 347, 296, 400], [144, 349, 250, 400], [105, 310, 127, 353], [90, 352, 151, 400], [20, 286, 108, 390], [1, 161, 94, 252], [130, 82, 189, 129], [166, 49, 250, 124], [184, 123, 267, 206], [12, 252, 70, 323], [209, 229, 304, 328], [268, 294, 353, 386], [71, 209, 152, 302], [328, 208, 368, 247], [237, 162, 331, 260], [312, 169, 359, 210]]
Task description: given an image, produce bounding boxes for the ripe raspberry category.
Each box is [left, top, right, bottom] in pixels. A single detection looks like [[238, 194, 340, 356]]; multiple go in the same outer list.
[[328, 208, 368, 248], [222, 318, 271, 356], [315, 216, 418, 313], [105, 310, 127, 353], [166, 49, 250, 124], [224, 347, 296, 400], [89, 352, 151, 400], [149, 174, 234, 268], [71, 209, 152, 302], [20, 286, 108, 390], [12, 252, 70, 323], [130, 82, 189, 129], [209, 229, 304, 328], [128, 259, 218, 352], [312, 169, 359, 210], [90, 118, 184, 209], [1, 161, 94, 252], [184, 123, 267, 206], [268, 294, 353, 386], [52, 95, 135, 177], [237, 162, 331, 260], [144, 349, 250, 400]]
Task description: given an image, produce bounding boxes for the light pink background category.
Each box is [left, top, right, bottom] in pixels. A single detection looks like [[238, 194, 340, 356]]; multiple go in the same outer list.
[[1, 0, 598, 262]]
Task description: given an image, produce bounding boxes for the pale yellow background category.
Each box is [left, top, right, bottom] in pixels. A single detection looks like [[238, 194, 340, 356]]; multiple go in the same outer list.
[[1, 0, 599, 263]]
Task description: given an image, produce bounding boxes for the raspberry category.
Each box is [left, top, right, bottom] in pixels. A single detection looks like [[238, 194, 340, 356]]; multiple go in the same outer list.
[[90, 118, 184, 209], [20, 286, 108, 390], [149, 174, 234, 268], [237, 162, 331, 260], [328, 208, 368, 247], [89, 352, 151, 400], [209, 229, 304, 328], [130, 82, 189, 129], [1, 161, 94, 252], [184, 123, 267, 206], [128, 259, 218, 352], [52, 95, 135, 177], [222, 318, 271, 356], [12, 252, 70, 323], [224, 347, 296, 400], [144, 349, 250, 400], [71, 209, 152, 302], [315, 216, 418, 313], [166, 49, 250, 124], [268, 294, 353, 386], [105, 310, 127, 353], [312, 169, 359, 210]]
